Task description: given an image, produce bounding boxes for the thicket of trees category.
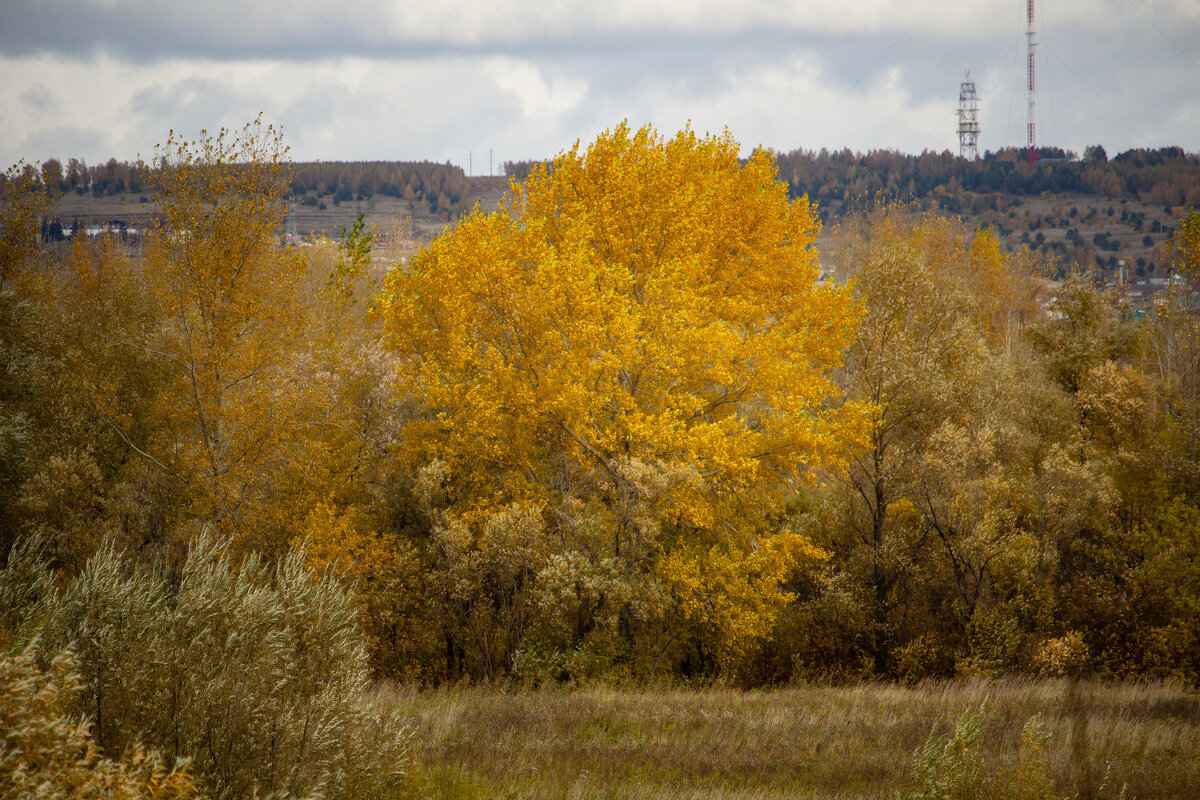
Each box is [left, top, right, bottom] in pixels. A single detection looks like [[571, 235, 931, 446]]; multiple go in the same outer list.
[[14, 143, 1199, 224], [4, 154, 471, 216], [2, 120, 1199, 712], [507, 145, 1200, 219], [23, 156, 150, 197], [773, 146, 1200, 215], [288, 160, 469, 213]]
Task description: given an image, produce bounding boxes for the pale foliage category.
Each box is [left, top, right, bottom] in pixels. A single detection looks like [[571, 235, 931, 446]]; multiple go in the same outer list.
[[30, 536, 408, 800], [0, 535, 53, 652], [900, 703, 1064, 800], [0, 642, 201, 800]]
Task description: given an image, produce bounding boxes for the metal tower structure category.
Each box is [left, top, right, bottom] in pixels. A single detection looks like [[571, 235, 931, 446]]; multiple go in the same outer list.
[[1026, 0, 1037, 165], [957, 72, 980, 160]]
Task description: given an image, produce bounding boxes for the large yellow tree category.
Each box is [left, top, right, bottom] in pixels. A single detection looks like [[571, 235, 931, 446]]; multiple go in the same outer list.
[[381, 123, 863, 677]]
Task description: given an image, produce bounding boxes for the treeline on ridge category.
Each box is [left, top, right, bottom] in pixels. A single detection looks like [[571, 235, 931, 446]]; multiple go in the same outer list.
[[10, 155, 472, 215], [20, 143, 1200, 233], [507, 144, 1200, 218]]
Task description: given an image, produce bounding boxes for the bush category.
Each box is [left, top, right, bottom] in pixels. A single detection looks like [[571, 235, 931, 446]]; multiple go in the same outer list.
[[0, 641, 201, 800], [0, 535, 54, 652], [898, 702, 1064, 800], [24, 535, 409, 799]]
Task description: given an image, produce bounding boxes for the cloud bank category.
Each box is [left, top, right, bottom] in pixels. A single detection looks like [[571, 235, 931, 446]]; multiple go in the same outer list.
[[1, 0, 1197, 168]]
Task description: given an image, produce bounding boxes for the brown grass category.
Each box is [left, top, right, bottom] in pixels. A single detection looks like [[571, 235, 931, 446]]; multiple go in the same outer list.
[[375, 679, 1200, 800], [49, 182, 509, 244]]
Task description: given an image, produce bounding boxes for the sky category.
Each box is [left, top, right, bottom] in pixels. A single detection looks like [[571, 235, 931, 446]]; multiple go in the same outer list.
[[2, 0, 1198, 172]]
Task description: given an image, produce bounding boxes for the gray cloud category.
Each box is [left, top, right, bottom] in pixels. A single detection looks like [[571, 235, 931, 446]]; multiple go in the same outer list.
[[1, 1, 1197, 167], [4, 1, 1193, 63], [19, 84, 57, 111], [14, 124, 117, 160]]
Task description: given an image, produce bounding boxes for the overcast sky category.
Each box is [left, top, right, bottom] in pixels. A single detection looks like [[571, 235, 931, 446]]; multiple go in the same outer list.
[[2, 0, 1198, 172]]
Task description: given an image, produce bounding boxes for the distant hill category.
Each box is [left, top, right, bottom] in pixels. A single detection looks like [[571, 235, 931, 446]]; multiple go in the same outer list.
[[11, 147, 1198, 280]]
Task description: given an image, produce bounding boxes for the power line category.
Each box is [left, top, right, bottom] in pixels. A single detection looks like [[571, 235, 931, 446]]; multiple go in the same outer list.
[[1042, 43, 1148, 146], [1139, 5, 1200, 74], [796, 0, 939, 144]]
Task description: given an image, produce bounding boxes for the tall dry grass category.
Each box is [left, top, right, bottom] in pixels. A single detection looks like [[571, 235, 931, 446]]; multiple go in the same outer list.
[[377, 679, 1199, 800]]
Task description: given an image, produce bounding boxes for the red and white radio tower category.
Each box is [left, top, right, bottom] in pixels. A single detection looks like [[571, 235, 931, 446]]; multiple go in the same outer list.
[[1026, 0, 1037, 165]]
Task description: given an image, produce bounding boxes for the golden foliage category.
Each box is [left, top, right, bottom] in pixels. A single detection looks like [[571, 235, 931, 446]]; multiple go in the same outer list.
[[0, 162, 55, 286], [296, 502, 429, 678], [657, 530, 827, 670], [381, 123, 864, 676], [0, 643, 201, 800], [383, 123, 861, 540], [135, 119, 308, 544], [1168, 208, 1200, 285]]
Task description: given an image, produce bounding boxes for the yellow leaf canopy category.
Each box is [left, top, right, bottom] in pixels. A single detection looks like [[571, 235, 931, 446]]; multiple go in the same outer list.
[[382, 122, 863, 555]]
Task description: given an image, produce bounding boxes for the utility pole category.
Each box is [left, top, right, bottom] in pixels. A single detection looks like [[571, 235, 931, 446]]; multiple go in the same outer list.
[[1027, 0, 1037, 165]]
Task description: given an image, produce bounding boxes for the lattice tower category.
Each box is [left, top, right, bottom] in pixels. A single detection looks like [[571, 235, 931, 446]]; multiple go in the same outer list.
[[957, 72, 980, 160]]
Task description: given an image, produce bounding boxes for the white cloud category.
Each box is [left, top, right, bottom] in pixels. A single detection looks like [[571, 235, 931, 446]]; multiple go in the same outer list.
[[487, 59, 587, 119], [0, 1, 1196, 167]]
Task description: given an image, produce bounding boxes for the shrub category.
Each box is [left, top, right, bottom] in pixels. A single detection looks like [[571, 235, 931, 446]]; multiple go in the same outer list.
[[898, 702, 1065, 800], [901, 703, 986, 799], [0, 641, 201, 800], [28, 535, 409, 800], [1035, 631, 1088, 677], [0, 534, 54, 652]]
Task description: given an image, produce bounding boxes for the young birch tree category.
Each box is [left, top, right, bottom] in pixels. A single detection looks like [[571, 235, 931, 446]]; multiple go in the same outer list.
[[103, 120, 310, 551]]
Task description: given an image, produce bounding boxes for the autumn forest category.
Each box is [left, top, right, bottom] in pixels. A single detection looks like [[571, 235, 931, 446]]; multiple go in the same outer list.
[[2, 120, 1199, 799]]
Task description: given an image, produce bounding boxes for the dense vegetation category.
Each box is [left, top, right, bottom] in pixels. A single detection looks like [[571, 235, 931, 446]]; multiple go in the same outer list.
[[15, 141, 1199, 229], [11, 153, 471, 215], [508, 144, 1200, 214], [511, 146, 1200, 280], [772, 145, 1200, 211], [1, 120, 1199, 796]]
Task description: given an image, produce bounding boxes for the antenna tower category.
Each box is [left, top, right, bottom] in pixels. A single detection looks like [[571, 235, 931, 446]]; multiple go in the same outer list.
[[957, 72, 980, 160], [1026, 0, 1037, 165]]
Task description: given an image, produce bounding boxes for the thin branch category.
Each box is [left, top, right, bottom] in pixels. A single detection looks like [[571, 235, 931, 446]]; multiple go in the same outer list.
[[93, 404, 189, 486]]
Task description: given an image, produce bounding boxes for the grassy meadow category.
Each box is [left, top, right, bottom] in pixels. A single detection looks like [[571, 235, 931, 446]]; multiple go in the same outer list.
[[381, 680, 1200, 800]]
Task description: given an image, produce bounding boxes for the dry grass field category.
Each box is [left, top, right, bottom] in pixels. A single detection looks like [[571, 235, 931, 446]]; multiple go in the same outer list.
[[378, 680, 1200, 800], [993, 193, 1180, 271], [50, 178, 509, 243]]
